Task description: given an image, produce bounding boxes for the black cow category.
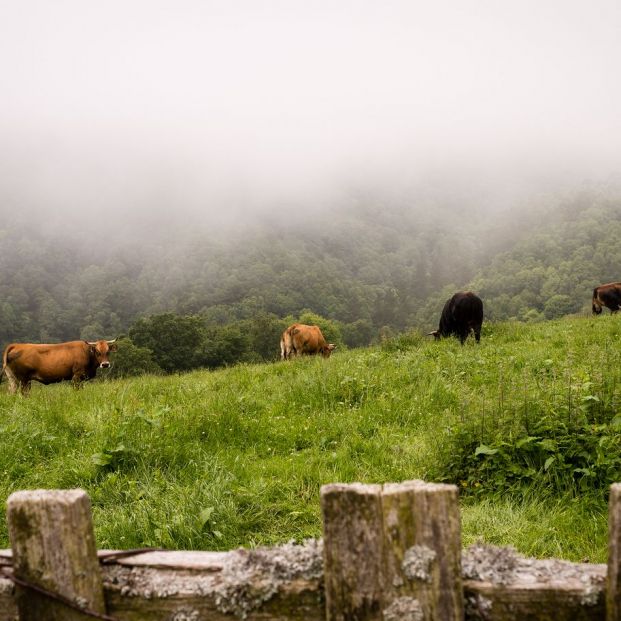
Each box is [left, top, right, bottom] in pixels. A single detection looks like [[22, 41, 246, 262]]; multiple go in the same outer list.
[[429, 291, 483, 344], [592, 282, 621, 315]]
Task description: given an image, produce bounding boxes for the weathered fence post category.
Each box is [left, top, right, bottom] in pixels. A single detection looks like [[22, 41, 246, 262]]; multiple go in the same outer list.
[[381, 481, 463, 621], [7, 489, 106, 621], [321, 483, 384, 621], [608, 483, 621, 621], [321, 480, 463, 621]]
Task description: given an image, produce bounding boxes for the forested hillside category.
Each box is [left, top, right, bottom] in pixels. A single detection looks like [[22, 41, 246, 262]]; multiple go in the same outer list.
[[414, 184, 621, 326], [1, 184, 620, 372]]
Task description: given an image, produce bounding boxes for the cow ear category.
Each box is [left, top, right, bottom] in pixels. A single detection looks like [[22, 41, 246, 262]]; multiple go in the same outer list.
[[108, 343, 118, 352]]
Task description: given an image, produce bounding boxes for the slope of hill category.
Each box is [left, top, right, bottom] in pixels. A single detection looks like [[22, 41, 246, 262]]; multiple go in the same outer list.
[[1, 314, 619, 561]]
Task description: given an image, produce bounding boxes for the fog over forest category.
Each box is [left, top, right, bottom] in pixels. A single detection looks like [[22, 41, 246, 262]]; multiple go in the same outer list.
[[1, 1, 621, 366], [1, 0, 620, 238]]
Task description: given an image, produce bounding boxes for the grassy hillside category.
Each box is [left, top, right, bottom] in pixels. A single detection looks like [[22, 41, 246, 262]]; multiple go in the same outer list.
[[1, 314, 620, 561]]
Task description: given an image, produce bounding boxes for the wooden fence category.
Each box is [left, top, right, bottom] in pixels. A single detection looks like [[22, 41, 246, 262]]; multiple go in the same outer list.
[[0, 480, 617, 620]]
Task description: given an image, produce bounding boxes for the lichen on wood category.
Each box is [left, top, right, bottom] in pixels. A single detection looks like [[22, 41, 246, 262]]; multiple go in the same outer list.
[[102, 539, 324, 620], [383, 596, 423, 621], [402, 545, 437, 583], [463, 543, 606, 620], [213, 539, 323, 618]]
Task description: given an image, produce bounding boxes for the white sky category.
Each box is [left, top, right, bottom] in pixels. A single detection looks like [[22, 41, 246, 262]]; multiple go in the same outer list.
[[1, 0, 620, 226]]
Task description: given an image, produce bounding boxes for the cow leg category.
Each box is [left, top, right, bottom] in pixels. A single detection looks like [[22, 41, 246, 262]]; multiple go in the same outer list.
[[72, 373, 86, 389], [19, 380, 31, 396], [474, 327, 481, 343], [4, 367, 19, 395]]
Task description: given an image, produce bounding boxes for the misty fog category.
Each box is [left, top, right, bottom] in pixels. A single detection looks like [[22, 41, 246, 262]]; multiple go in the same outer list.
[[1, 0, 620, 239]]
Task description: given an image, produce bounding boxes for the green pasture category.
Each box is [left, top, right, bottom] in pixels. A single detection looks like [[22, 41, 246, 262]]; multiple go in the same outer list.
[[1, 314, 620, 561]]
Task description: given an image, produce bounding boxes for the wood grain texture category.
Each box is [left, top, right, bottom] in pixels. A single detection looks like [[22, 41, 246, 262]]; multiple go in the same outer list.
[[382, 480, 463, 621], [321, 483, 384, 621], [6, 489, 106, 621]]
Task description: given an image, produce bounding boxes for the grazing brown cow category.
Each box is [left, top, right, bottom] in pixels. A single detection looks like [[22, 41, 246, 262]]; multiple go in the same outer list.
[[592, 282, 621, 315], [1, 339, 117, 395], [428, 291, 483, 344], [280, 324, 335, 360]]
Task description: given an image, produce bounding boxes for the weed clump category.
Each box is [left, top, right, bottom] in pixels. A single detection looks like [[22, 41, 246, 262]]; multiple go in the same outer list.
[[435, 404, 621, 496]]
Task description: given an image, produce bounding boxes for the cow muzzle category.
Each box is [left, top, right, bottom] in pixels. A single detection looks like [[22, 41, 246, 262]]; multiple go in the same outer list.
[[100, 361, 111, 369]]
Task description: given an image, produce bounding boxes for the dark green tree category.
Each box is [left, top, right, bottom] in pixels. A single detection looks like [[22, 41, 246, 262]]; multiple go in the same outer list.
[[129, 314, 205, 373]]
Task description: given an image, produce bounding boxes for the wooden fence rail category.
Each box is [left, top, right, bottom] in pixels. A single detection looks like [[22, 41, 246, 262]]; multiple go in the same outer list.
[[0, 480, 615, 620]]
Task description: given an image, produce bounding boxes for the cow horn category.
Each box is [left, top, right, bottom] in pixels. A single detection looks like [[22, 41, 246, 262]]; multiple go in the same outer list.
[[427, 331, 437, 337], [86, 340, 97, 345], [106, 338, 118, 344]]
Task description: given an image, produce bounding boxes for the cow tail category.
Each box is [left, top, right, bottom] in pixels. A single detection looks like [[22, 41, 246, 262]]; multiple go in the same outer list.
[[281, 327, 293, 360], [1, 345, 16, 381]]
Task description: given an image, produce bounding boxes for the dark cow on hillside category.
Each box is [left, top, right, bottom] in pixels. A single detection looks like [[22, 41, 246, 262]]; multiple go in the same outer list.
[[592, 282, 621, 315], [280, 324, 335, 360], [429, 291, 483, 344], [1, 339, 117, 395]]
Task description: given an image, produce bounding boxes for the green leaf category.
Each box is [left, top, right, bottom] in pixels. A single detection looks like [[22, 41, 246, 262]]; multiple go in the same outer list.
[[573, 467, 593, 476], [581, 395, 600, 404], [91, 453, 112, 467], [516, 436, 538, 448], [199, 507, 215, 529], [537, 438, 557, 451], [544, 456, 555, 471], [475, 444, 499, 456]]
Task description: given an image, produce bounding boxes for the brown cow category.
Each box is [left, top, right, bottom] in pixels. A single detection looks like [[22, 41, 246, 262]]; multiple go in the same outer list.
[[1, 339, 117, 395], [592, 282, 621, 315], [280, 324, 335, 360]]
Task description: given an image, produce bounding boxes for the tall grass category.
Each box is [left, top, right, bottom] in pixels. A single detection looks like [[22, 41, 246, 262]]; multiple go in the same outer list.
[[0, 314, 619, 561]]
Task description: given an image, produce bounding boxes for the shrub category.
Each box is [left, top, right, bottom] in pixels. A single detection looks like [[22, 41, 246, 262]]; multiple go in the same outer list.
[[107, 338, 162, 378], [435, 414, 621, 496]]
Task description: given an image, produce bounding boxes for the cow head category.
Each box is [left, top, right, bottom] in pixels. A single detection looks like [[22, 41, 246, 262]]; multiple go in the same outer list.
[[592, 301, 603, 315], [86, 339, 118, 368], [322, 344, 336, 358]]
